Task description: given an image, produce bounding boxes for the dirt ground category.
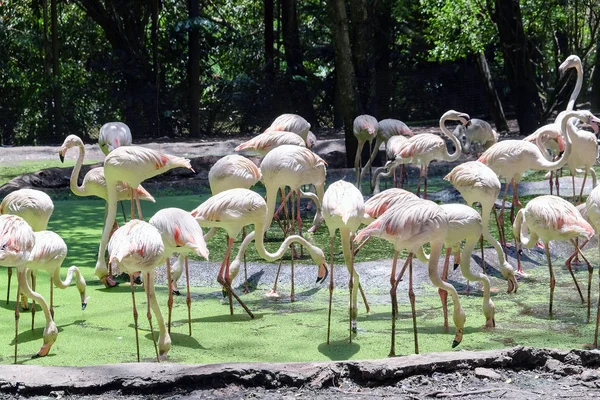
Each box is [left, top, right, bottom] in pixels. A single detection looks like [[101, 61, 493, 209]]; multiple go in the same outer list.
[[2, 123, 600, 399]]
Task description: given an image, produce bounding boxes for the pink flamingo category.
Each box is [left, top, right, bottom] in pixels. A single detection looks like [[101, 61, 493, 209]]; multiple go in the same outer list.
[[353, 114, 378, 189], [513, 195, 594, 319], [265, 113, 315, 147], [1, 189, 54, 306], [322, 180, 366, 343], [235, 131, 306, 155], [98, 121, 132, 155], [108, 219, 169, 362], [399, 110, 468, 199], [0, 214, 54, 363], [444, 160, 518, 289], [148, 207, 209, 335], [192, 188, 328, 307], [371, 135, 423, 194], [355, 199, 466, 356], [95, 146, 194, 287], [585, 183, 600, 347]]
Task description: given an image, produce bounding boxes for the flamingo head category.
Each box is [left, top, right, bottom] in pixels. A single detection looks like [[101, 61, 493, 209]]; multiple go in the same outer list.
[[559, 55, 581, 76], [58, 134, 83, 163], [306, 131, 317, 148], [484, 299, 496, 328]]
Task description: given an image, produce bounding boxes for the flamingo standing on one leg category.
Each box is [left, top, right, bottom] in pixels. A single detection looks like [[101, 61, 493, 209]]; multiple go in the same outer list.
[[513, 195, 594, 319], [355, 199, 466, 356], [361, 119, 414, 190], [1, 189, 54, 308], [95, 146, 194, 287], [444, 160, 518, 288], [193, 188, 329, 307], [353, 115, 378, 189], [0, 214, 56, 363], [399, 110, 468, 199], [148, 207, 209, 335], [108, 219, 170, 362], [322, 180, 366, 343], [98, 122, 132, 155]]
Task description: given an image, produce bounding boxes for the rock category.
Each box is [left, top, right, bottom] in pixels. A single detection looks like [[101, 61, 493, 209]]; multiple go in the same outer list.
[[581, 370, 600, 382], [545, 359, 563, 374], [475, 367, 502, 380]]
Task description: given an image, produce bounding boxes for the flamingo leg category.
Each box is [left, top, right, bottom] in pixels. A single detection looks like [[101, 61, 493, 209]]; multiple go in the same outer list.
[[389, 251, 399, 357], [327, 235, 334, 345], [440, 248, 451, 332], [549, 170, 554, 195], [14, 270, 22, 364], [49, 276, 54, 319], [242, 226, 248, 294], [219, 237, 255, 319], [571, 239, 593, 322], [120, 200, 128, 223], [296, 191, 304, 258], [147, 274, 171, 361], [30, 272, 36, 331], [185, 256, 192, 336], [355, 140, 366, 189], [166, 258, 173, 334], [567, 238, 589, 266], [545, 244, 556, 315], [353, 237, 371, 257], [290, 243, 295, 302], [577, 169, 588, 206], [423, 166, 429, 200], [416, 166, 423, 198], [6, 267, 11, 305], [556, 168, 561, 196], [498, 178, 510, 250], [130, 188, 135, 220], [564, 240, 585, 304], [145, 272, 160, 363], [594, 242, 600, 348], [135, 191, 143, 220], [480, 235, 485, 273], [268, 259, 283, 298], [348, 233, 357, 340], [407, 254, 418, 354], [510, 179, 518, 224], [129, 273, 140, 362]]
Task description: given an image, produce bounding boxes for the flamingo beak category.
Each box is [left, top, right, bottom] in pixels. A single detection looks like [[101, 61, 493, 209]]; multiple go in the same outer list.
[[59, 151, 65, 163], [316, 264, 328, 284]]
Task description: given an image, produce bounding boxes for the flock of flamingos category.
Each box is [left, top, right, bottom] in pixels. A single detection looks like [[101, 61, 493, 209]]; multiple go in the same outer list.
[[2, 54, 600, 365]]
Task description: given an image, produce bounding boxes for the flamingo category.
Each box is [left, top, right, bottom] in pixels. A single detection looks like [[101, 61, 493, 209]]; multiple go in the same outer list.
[[95, 146, 194, 287], [98, 121, 132, 155], [0, 214, 55, 363], [192, 188, 328, 307], [453, 118, 498, 154], [1, 189, 54, 307], [444, 160, 518, 290], [439, 204, 495, 329], [523, 55, 583, 195], [478, 109, 575, 228], [265, 113, 314, 147], [26, 231, 87, 332], [399, 110, 468, 199], [354, 199, 466, 356], [234, 131, 306, 156], [513, 195, 594, 319], [107, 219, 169, 362], [353, 114, 378, 189], [148, 207, 209, 335], [360, 119, 413, 189], [371, 135, 421, 194], [564, 203, 594, 269], [585, 183, 600, 347], [322, 180, 366, 343]]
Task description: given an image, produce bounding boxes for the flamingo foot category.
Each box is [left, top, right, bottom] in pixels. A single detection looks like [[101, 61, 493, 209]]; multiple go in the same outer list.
[[264, 289, 281, 299], [536, 240, 545, 249], [100, 275, 118, 288], [515, 268, 530, 278]]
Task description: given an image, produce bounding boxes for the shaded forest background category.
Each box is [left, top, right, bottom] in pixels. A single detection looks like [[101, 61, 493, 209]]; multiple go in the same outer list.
[[0, 0, 599, 166]]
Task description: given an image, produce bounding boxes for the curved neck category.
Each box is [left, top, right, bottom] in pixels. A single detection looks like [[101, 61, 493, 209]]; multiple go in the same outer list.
[[440, 117, 462, 162], [254, 221, 318, 262], [69, 143, 87, 196], [566, 64, 583, 111], [514, 209, 534, 248], [541, 113, 573, 170]]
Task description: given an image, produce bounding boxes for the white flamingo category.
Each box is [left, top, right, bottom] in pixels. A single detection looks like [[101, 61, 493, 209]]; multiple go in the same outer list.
[[235, 131, 306, 156], [353, 114, 378, 189], [98, 121, 132, 155], [265, 113, 315, 147]]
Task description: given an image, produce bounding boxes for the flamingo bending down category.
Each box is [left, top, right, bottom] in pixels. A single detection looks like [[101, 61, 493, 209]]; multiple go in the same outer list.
[[108, 219, 169, 362], [265, 113, 315, 147], [585, 184, 600, 347], [353, 114, 378, 189], [371, 135, 412, 194], [439, 204, 495, 329], [444, 161, 518, 289], [95, 146, 194, 287], [453, 118, 498, 154], [322, 180, 366, 343], [0, 214, 55, 363], [194, 188, 328, 306], [360, 119, 413, 188], [235, 131, 306, 156], [1, 189, 54, 306], [148, 207, 209, 335], [513, 195, 594, 319], [98, 122, 132, 155], [26, 231, 87, 330], [354, 199, 466, 356], [561, 117, 599, 204], [399, 110, 468, 199]]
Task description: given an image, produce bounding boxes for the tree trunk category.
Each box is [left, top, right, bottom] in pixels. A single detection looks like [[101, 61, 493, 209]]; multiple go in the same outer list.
[[327, 0, 362, 167], [42, 0, 52, 144], [152, 0, 160, 135], [188, 0, 201, 136], [492, 0, 543, 135], [591, 37, 600, 114], [348, 0, 375, 113], [280, 0, 316, 126], [475, 52, 508, 133], [372, 0, 394, 118], [51, 0, 62, 142], [264, 0, 275, 78]]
